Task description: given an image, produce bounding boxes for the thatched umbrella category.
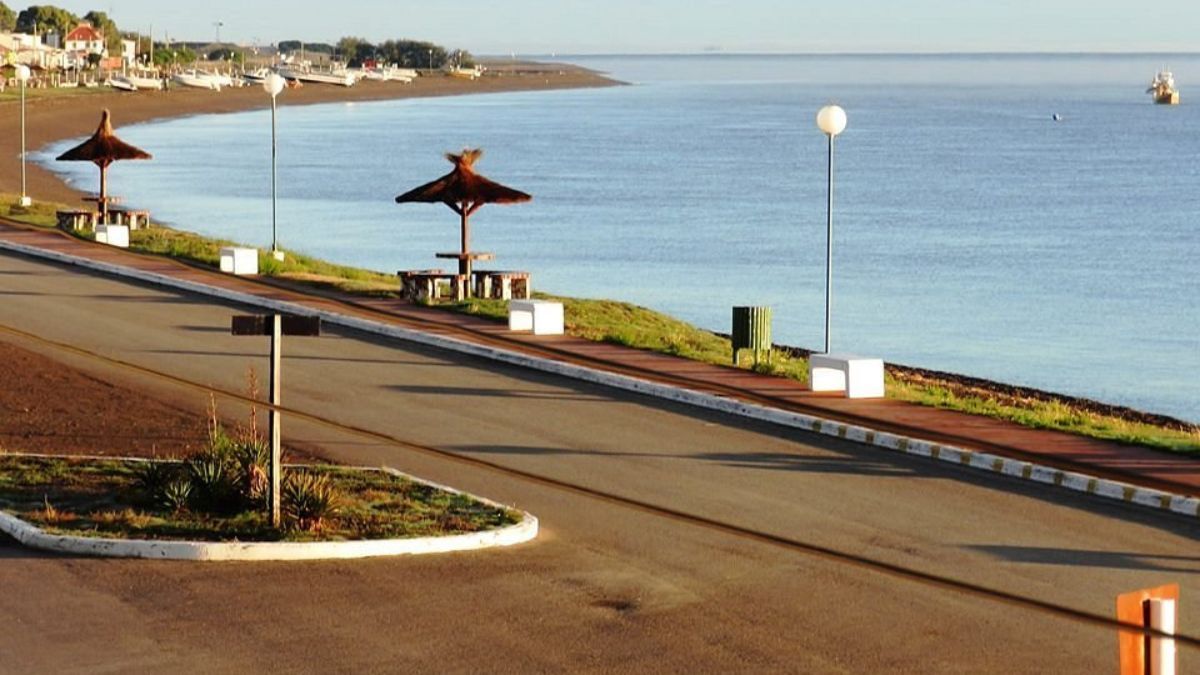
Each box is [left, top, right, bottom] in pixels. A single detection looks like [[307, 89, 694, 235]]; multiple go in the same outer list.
[[56, 109, 152, 221], [395, 149, 531, 277]]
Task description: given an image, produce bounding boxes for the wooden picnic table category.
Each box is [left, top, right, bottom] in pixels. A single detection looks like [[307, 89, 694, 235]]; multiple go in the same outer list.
[[397, 269, 470, 302], [106, 207, 151, 229], [56, 209, 100, 231], [472, 270, 531, 300]]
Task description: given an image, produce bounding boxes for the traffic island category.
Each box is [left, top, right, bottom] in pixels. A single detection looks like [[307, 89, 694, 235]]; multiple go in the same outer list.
[[0, 453, 537, 561]]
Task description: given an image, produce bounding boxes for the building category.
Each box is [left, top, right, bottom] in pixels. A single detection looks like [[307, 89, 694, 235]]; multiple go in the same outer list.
[[121, 38, 137, 67], [64, 23, 106, 57], [0, 32, 68, 70]]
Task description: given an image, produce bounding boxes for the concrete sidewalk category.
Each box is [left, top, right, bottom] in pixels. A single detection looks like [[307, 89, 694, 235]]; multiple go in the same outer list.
[[1, 220, 1196, 511]]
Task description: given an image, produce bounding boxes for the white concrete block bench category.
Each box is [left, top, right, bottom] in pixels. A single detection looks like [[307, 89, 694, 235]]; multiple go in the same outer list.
[[508, 299, 564, 335], [94, 224, 129, 248], [219, 247, 259, 276], [809, 353, 885, 398]]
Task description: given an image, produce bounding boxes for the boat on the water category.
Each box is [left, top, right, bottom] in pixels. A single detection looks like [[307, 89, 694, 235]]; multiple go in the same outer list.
[[1147, 69, 1180, 105]]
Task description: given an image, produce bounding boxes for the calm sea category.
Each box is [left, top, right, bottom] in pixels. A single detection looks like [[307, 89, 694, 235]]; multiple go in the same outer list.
[[41, 54, 1200, 422]]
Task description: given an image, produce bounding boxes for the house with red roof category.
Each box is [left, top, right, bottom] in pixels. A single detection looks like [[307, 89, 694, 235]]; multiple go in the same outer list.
[[65, 23, 106, 58]]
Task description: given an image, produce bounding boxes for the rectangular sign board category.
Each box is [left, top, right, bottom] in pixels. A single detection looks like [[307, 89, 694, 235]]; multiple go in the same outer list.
[[231, 314, 322, 337]]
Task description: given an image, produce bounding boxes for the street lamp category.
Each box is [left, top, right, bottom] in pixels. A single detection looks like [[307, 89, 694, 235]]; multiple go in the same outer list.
[[815, 104, 847, 354], [428, 48, 433, 74], [16, 64, 31, 207], [264, 73, 286, 260]]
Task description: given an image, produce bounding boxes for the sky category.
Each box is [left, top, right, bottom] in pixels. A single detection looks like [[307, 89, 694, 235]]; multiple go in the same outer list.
[[44, 1, 1200, 55]]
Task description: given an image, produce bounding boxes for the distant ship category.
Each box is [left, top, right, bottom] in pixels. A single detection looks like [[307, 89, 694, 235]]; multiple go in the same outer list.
[[1146, 69, 1180, 105]]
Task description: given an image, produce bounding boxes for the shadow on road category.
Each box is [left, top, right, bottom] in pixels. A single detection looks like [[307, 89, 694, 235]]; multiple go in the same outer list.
[[965, 544, 1200, 573], [384, 384, 607, 402]]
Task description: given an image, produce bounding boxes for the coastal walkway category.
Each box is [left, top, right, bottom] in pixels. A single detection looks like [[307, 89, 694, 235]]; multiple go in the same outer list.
[[1, 219, 1195, 502]]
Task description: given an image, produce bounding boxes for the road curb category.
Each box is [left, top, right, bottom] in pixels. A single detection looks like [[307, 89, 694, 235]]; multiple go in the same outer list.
[[0, 458, 538, 561], [2, 239, 1196, 521]]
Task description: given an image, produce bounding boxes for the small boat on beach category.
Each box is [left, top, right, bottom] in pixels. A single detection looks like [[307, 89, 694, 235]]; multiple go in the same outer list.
[[448, 65, 484, 80], [359, 67, 415, 83], [277, 65, 356, 87], [172, 69, 222, 91], [1146, 69, 1180, 105], [125, 70, 164, 91], [241, 67, 270, 85], [106, 76, 137, 92]]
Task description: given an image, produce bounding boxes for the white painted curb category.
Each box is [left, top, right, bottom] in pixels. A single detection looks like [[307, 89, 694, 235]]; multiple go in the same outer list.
[[2, 239, 1196, 521], [0, 458, 537, 561]]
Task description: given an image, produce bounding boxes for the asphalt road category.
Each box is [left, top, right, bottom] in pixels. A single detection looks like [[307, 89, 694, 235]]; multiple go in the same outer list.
[[1, 250, 1197, 674]]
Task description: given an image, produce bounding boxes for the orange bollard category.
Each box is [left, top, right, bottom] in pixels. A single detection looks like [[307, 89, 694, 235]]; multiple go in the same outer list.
[[1117, 584, 1179, 675]]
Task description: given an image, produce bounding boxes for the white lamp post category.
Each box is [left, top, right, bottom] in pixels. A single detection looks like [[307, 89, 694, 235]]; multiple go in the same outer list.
[[815, 104, 847, 354], [16, 64, 32, 207], [264, 73, 286, 260]]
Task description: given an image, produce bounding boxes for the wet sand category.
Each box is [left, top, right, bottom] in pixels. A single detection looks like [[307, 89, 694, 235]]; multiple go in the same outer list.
[[0, 62, 618, 205]]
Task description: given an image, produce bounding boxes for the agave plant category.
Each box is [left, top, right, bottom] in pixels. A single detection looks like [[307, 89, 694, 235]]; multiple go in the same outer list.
[[282, 471, 340, 532], [131, 460, 179, 504], [158, 478, 193, 513], [186, 455, 240, 514]]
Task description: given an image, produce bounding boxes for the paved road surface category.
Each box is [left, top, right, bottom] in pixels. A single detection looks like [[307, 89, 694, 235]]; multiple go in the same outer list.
[[1, 250, 1197, 673]]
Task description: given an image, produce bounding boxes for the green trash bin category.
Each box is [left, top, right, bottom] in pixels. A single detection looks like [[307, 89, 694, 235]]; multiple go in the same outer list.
[[731, 306, 772, 366]]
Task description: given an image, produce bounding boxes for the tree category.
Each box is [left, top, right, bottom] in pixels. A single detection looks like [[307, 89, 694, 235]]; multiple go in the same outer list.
[[376, 39, 449, 69], [82, 10, 121, 55], [335, 36, 363, 64], [207, 47, 238, 61], [15, 5, 79, 38], [152, 45, 195, 68], [278, 40, 333, 56], [0, 2, 17, 32]]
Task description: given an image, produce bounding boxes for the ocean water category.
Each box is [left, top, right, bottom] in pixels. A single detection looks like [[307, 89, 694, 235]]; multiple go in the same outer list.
[[41, 54, 1200, 421]]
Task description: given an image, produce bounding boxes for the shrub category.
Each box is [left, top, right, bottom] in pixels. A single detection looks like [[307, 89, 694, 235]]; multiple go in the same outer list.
[[283, 471, 339, 531], [131, 460, 179, 504], [159, 478, 193, 512], [185, 455, 241, 514], [232, 439, 270, 505]]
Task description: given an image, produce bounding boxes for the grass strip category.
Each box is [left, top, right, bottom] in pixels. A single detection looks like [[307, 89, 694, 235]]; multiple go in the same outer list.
[[3, 193, 1196, 455]]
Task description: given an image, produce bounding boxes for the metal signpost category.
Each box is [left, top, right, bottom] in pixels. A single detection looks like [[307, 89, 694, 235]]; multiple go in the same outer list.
[[231, 313, 321, 527]]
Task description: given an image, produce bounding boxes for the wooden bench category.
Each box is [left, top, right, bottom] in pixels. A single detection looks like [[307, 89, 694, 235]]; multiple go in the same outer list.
[[56, 209, 99, 231], [106, 207, 151, 230], [472, 270, 531, 300], [398, 269, 469, 302], [808, 353, 885, 398], [508, 299, 563, 335]]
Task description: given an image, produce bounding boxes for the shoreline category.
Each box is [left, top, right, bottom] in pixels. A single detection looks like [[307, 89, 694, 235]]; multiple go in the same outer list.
[[2, 64, 1195, 434], [0, 61, 620, 205]]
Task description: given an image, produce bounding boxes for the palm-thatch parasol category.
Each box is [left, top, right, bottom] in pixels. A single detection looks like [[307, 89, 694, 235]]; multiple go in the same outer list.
[[56, 109, 152, 221], [395, 149, 531, 277]]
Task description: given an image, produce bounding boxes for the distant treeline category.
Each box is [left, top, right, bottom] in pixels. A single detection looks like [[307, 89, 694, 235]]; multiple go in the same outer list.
[[283, 37, 474, 69], [2, 3, 124, 54]]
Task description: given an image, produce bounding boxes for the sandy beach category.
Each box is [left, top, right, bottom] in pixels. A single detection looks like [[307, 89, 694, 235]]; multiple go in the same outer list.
[[0, 62, 618, 205]]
